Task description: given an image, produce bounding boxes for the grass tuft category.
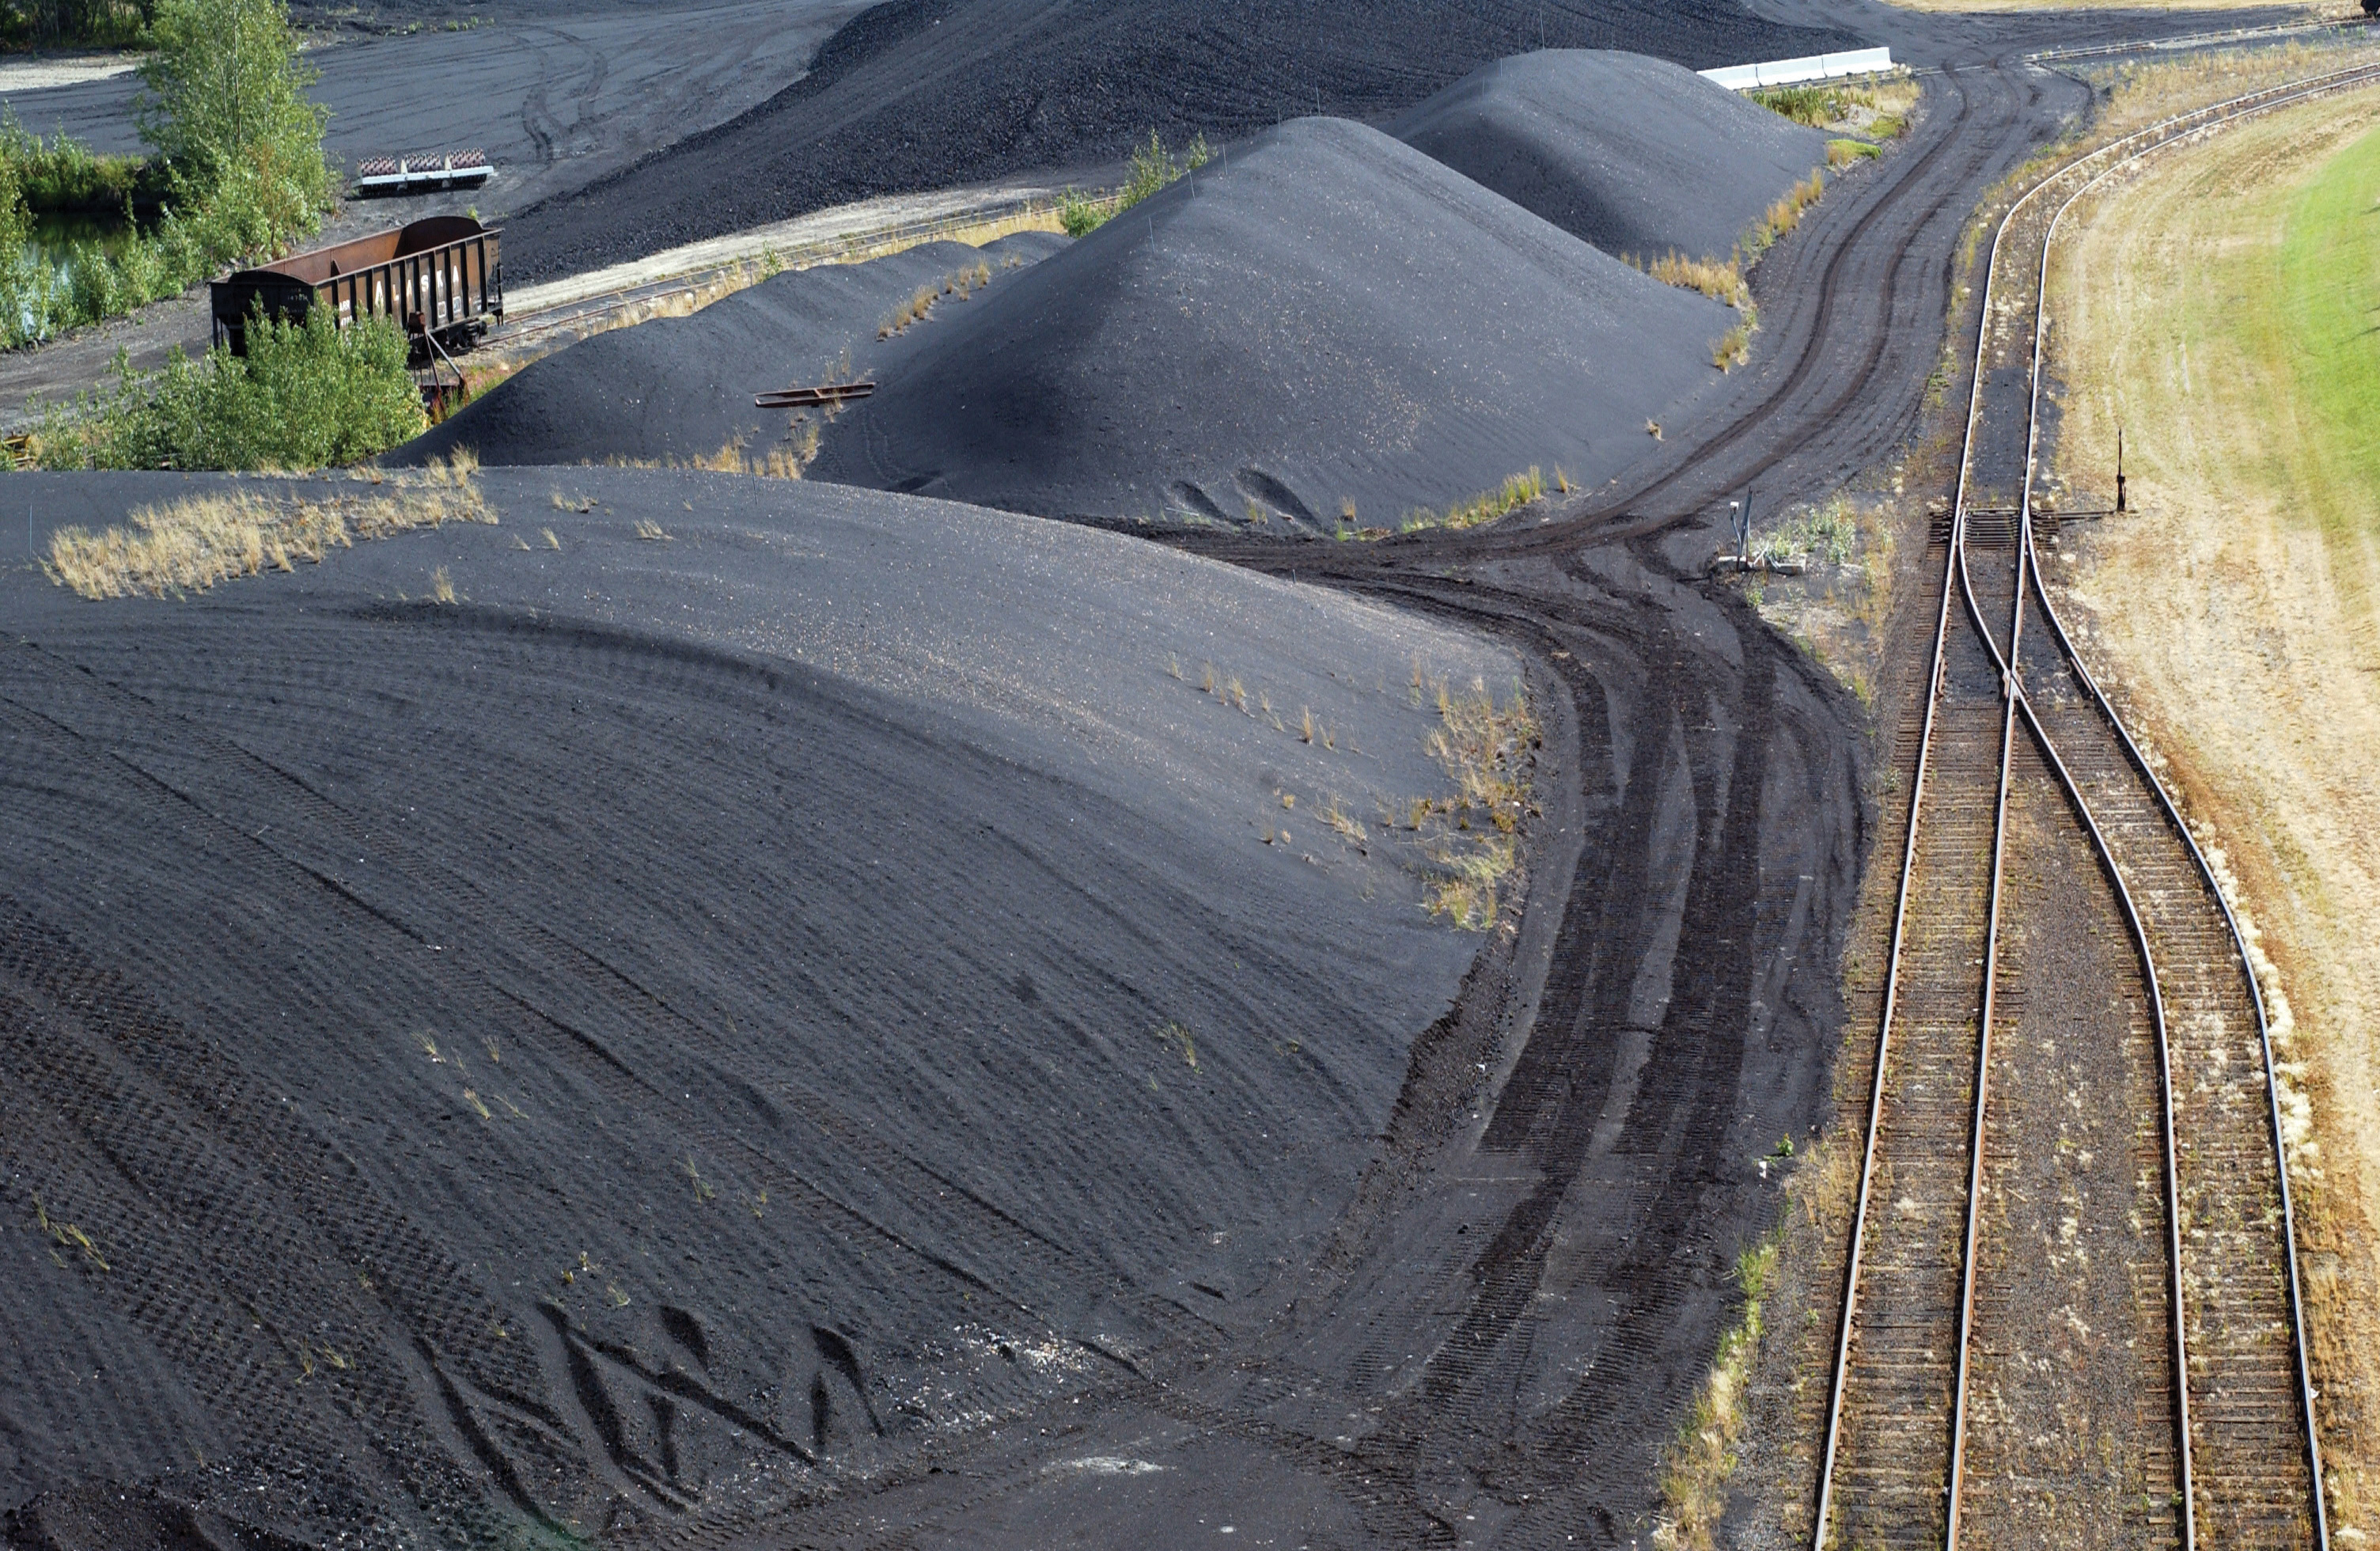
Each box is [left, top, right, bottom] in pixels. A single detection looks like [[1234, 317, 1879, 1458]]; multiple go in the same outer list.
[[1749, 74, 1919, 138], [1646, 250, 1750, 309], [1396, 467, 1545, 536], [1713, 312, 1758, 373], [1415, 677, 1537, 929], [44, 459, 491, 599], [1746, 499, 1858, 568], [1652, 1241, 1777, 1551]]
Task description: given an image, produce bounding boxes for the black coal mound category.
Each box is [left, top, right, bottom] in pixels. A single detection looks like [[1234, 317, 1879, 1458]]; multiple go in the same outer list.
[[0, 468, 1506, 1547], [807, 116, 1734, 531], [501, 0, 1861, 283], [1389, 49, 1832, 262], [395, 233, 1068, 469]]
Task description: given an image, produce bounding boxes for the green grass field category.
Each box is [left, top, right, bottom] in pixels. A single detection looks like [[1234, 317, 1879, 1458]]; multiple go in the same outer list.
[[2279, 117, 2380, 566]]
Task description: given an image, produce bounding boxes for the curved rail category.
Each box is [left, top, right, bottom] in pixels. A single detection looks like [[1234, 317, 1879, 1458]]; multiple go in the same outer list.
[[2011, 61, 2380, 1547], [1813, 51, 2380, 1551]]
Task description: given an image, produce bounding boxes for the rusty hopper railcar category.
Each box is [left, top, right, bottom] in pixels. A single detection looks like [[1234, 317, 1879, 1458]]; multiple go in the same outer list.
[[209, 215, 502, 358]]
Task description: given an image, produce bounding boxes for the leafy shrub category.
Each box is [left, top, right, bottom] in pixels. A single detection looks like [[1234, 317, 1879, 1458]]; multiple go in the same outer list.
[[1057, 128, 1212, 236], [1751, 83, 1852, 127], [0, 116, 157, 212], [32, 308, 426, 470]]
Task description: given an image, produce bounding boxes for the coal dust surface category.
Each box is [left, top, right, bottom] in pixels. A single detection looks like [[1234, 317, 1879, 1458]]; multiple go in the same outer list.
[[392, 233, 1069, 470], [499, 0, 1859, 282], [1389, 49, 1832, 263], [805, 116, 1734, 530], [0, 469, 1514, 1549]]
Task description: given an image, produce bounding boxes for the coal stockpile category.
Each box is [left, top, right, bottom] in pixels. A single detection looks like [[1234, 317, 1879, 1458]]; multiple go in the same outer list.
[[805, 116, 1733, 530], [0, 468, 1511, 1548], [500, 0, 1859, 283], [1389, 49, 1832, 262], [392, 233, 1068, 469]]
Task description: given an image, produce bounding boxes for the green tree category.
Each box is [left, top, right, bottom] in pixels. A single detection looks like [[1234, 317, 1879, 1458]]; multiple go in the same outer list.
[[134, 0, 331, 256]]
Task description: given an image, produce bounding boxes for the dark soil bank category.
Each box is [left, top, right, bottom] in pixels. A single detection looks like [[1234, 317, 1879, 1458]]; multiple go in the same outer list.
[[1389, 49, 1832, 262], [0, 470, 1514, 1548], [394, 233, 1071, 470], [808, 116, 1734, 529], [501, 0, 1858, 282]]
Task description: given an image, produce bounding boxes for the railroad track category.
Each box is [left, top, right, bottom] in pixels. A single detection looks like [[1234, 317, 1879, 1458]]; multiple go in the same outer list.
[[1813, 60, 2380, 1551]]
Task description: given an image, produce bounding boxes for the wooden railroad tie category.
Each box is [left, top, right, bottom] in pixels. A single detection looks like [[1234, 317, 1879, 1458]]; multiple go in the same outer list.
[[755, 381, 877, 409]]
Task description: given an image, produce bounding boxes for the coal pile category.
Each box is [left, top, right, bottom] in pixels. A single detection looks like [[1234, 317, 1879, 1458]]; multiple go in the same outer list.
[[394, 233, 1067, 469], [806, 116, 1734, 530], [0, 468, 1512, 1547], [1389, 49, 1832, 262], [502, 0, 1859, 283]]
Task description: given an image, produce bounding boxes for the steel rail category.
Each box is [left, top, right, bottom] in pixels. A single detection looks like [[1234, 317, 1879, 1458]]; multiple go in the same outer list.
[[1805, 66, 2003, 1549], [1811, 51, 2380, 1551], [2012, 61, 2380, 1548], [1940, 437, 2029, 1551]]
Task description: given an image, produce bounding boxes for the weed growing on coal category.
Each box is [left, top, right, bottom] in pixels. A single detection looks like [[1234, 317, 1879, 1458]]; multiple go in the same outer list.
[[1653, 1238, 1777, 1551], [1713, 310, 1758, 373], [1415, 677, 1537, 929], [1745, 170, 1826, 261], [877, 260, 994, 338], [1393, 467, 1545, 536], [1748, 500, 1858, 569], [30, 309, 425, 470], [43, 456, 491, 598], [1643, 250, 1750, 309], [1059, 128, 1212, 236], [1749, 72, 1919, 139]]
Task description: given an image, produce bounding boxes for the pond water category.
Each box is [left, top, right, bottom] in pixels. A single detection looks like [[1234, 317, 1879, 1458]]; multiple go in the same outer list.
[[25, 210, 138, 282]]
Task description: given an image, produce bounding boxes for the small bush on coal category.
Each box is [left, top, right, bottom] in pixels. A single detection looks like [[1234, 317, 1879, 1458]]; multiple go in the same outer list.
[[1059, 128, 1212, 235], [32, 309, 426, 470]]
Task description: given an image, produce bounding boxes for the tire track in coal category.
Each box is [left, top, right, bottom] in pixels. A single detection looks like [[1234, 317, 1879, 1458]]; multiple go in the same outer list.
[[6, 619, 1245, 1509], [1211, 555, 1841, 1542]]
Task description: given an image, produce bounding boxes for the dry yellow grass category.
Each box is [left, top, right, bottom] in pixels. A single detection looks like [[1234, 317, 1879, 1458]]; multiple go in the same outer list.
[[1647, 251, 1750, 308], [44, 456, 491, 600], [1654, 1242, 1779, 1551], [2045, 83, 2380, 1534], [1417, 676, 1537, 928], [2081, 36, 2380, 145]]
